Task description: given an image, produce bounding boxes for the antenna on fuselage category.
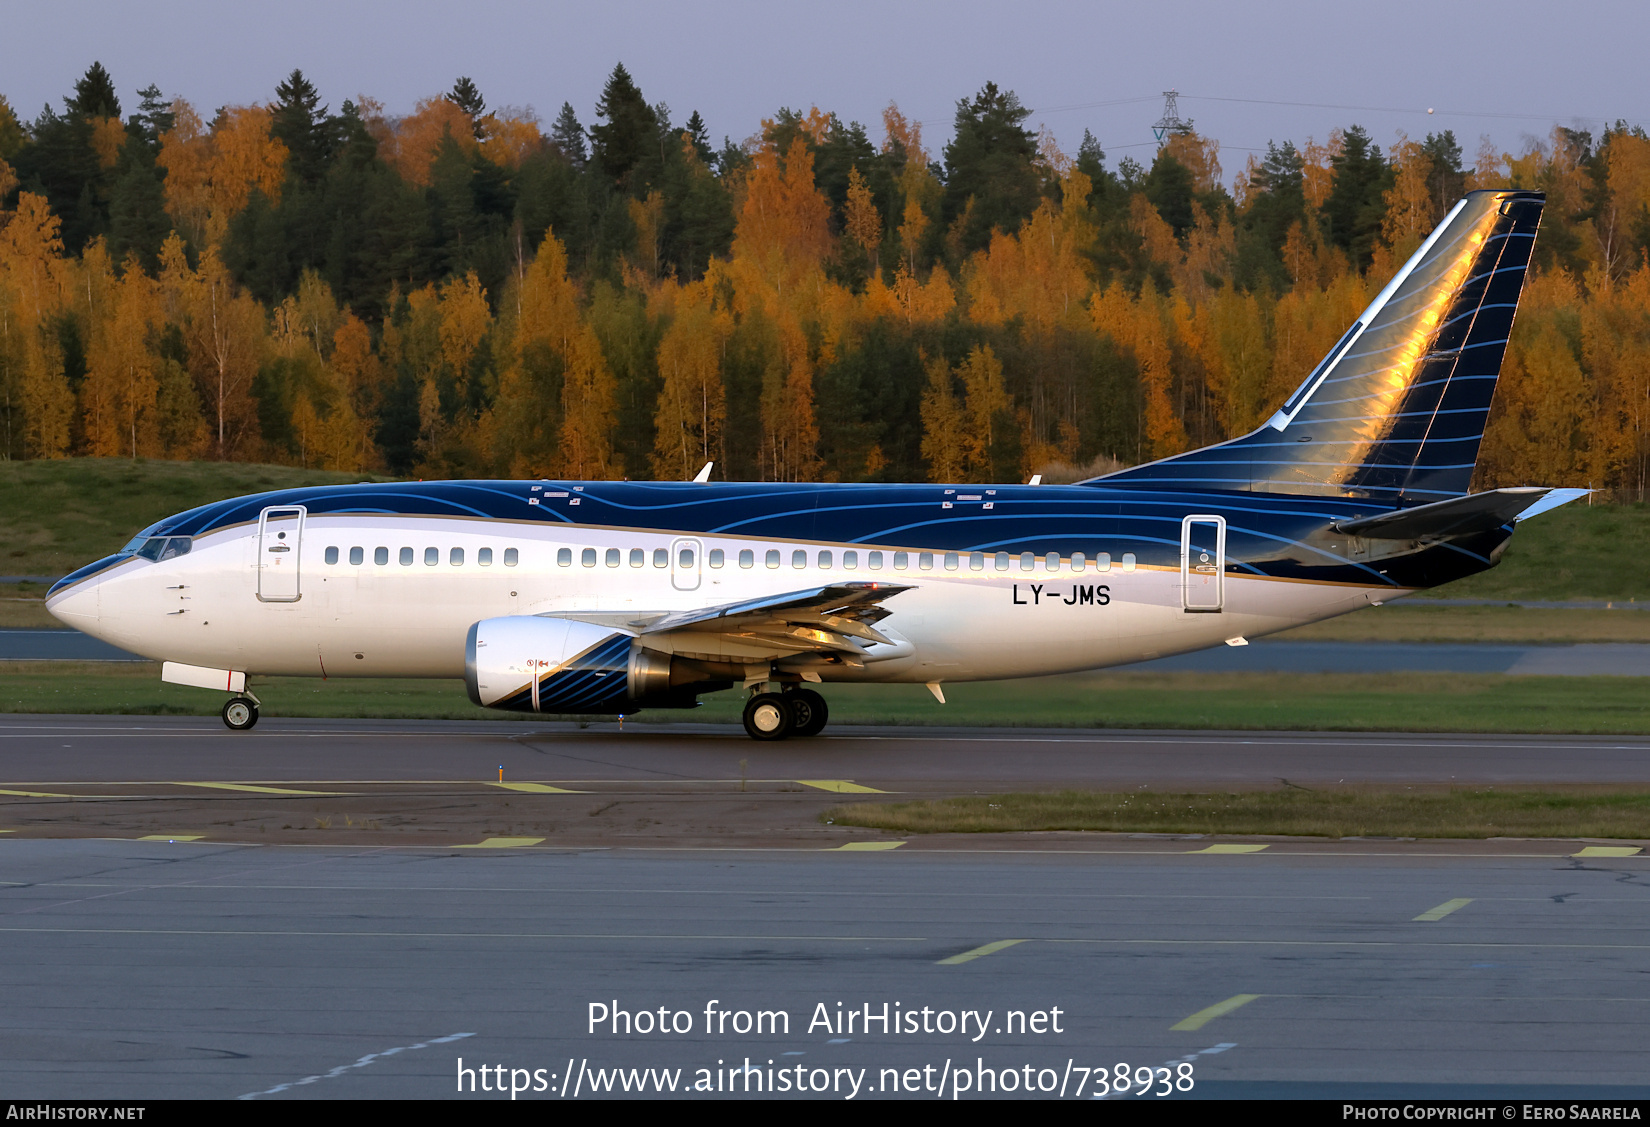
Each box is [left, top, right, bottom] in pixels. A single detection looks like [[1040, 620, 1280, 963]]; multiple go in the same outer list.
[[692, 462, 714, 483]]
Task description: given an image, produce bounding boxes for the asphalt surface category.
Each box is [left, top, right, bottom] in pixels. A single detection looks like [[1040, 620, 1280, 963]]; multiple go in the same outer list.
[[0, 839, 1646, 1100], [12, 627, 1650, 673], [3, 716, 1648, 1100], [5, 714, 1650, 789]]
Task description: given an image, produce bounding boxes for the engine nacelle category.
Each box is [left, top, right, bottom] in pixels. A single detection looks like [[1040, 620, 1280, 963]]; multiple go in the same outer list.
[[464, 616, 720, 714]]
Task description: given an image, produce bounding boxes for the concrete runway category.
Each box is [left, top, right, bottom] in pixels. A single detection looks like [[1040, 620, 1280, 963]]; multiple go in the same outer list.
[[2, 715, 1649, 1100], [0, 839, 1646, 1100]]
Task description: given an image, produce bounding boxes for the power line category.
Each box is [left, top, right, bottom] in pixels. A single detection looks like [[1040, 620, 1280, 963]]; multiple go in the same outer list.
[[1179, 93, 1619, 125]]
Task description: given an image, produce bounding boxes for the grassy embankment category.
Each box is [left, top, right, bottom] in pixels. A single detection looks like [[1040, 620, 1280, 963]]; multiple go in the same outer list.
[[825, 788, 1650, 840]]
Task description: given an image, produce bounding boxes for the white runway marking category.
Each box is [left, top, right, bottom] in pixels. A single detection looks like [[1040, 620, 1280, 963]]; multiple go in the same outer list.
[[238, 1031, 475, 1100]]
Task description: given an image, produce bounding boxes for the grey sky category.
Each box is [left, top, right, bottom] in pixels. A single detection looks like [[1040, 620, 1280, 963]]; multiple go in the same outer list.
[[3, 0, 1643, 181]]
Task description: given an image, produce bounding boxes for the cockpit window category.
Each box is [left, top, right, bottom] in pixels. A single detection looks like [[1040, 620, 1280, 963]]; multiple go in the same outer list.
[[134, 537, 191, 562]]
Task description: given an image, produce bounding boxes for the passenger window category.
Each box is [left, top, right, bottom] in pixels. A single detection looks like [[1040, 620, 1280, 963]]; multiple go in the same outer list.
[[969, 552, 984, 571], [919, 552, 934, 570], [325, 546, 339, 565], [557, 548, 571, 567], [478, 548, 493, 566], [504, 548, 518, 567], [943, 552, 958, 571], [739, 549, 754, 569], [995, 552, 1010, 571], [606, 548, 621, 567], [869, 551, 884, 569], [400, 547, 414, 566], [1121, 552, 1136, 572], [424, 547, 438, 566], [350, 547, 364, 566], [581, 548, 596, 567], [629, 548, 644, 568], [679, 547, 695, 568], [1071, 552, 1086, 571], [818, 550, 833, 569], [766, 550, 780, 569], [792, 550, 806, 569], [1096, 552, 1111, 572], [894, 552, 909, 569], [654, 548, 668, 568], [451, 547, 464, 566], [709, 549, 724, 568], [1019, 552, 1035, 571], [1045, 552, 1060, 572], [374, 547, 388, 566], [843, 550, 858, 570]]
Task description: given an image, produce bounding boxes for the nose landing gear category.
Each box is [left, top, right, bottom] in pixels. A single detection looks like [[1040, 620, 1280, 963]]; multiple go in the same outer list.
[[740, 687, 829, 740], [221, 696, 260, 731]]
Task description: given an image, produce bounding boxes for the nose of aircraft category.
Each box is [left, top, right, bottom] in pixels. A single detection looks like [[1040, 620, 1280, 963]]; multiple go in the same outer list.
[[46, 558, 118, 626], [46, 579, 98, 626]]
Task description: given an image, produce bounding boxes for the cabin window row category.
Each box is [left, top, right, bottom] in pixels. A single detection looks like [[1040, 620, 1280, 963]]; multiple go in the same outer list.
[[323, 545, 519, 567], [553, 547, 1137, 573]]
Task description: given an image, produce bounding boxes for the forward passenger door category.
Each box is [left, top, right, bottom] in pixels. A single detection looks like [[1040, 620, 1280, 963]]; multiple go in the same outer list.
[[257, 506, 306, 602]]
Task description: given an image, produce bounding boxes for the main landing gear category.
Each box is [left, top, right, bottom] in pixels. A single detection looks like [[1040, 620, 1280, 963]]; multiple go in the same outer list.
[[741, 688, 829, 741], [221, 696, 260, 731]]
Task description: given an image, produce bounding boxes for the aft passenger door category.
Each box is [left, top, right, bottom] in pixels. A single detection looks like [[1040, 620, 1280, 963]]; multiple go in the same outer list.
[[1180, 514, 1224, 612], [257, 506, 305, 602]]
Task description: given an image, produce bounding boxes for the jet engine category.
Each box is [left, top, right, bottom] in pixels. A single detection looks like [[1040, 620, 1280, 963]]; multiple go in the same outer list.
[[464, 616, 726, 714]]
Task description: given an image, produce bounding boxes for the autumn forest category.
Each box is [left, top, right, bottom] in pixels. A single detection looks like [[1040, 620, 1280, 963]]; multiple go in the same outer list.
[[1, 63, 1649, 494]]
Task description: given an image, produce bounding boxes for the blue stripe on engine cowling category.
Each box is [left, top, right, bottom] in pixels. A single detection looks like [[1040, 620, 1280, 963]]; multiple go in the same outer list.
[[537, 634, 634, 714]]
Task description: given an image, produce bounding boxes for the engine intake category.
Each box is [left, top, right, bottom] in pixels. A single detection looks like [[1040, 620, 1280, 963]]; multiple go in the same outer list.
[[464, 616, 724, 714]]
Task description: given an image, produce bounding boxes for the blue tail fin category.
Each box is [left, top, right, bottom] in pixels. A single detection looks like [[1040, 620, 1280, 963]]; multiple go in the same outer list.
[[1096, 189, 1544, 502]]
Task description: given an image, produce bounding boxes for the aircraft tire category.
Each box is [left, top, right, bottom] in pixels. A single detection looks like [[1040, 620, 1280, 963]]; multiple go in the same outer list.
[[742, 693, 792, 741], [788, 689, 828, 737], [222, 697, 259, 731]]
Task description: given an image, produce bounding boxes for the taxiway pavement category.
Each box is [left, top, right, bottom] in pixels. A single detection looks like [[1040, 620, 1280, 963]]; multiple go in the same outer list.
[[0, 838, 1646, 1100]]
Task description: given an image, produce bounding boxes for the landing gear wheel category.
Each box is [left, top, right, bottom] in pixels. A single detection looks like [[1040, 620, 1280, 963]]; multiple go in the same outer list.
[[742, 692, 792, 741], [787, 689, 828, 737], [222, 697, 259, 731]]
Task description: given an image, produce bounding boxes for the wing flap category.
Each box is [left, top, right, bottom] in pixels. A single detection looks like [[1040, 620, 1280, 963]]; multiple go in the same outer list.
[[539, 581, 914, 664]]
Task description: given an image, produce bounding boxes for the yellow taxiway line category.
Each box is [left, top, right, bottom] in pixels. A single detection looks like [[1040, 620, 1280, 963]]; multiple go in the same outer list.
[[797, 780, 887, 793], [1414, 898, 1474, 921], [938, 939, 1026, 965], [1171, 994, 1261, 1031]]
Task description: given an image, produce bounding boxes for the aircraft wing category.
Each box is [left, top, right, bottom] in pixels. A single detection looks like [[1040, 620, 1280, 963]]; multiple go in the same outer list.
[[544, 581, 914, 667]]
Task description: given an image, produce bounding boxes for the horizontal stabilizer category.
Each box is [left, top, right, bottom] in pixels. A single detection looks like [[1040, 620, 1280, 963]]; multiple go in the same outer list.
[[1333, 487, 1567, 540]]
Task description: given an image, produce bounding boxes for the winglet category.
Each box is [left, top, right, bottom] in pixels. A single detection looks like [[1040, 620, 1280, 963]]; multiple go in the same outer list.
[[692, 462, 714, 483]]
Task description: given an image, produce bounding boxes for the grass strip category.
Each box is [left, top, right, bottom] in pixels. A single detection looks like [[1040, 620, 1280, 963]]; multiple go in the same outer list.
[[825, 787, 1650, 840], [7, 664, 1650, 733]]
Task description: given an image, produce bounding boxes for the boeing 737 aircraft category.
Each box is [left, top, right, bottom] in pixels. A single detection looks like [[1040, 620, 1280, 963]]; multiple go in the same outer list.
[[48, 189, 1579, 739]]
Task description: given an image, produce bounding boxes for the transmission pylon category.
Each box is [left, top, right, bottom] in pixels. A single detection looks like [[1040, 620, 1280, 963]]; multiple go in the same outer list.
[[1152, 90, 1191, 147]]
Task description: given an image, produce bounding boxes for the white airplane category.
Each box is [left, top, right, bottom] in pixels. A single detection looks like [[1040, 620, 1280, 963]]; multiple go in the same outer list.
[[48, 190, 1580, 739]]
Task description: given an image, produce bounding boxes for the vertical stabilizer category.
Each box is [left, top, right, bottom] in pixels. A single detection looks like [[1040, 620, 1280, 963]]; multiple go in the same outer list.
[[1096, 189, 1544, 501]]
